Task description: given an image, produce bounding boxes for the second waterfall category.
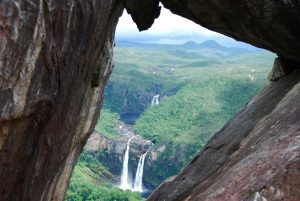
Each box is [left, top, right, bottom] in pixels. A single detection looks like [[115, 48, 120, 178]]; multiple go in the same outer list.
[[119, 137, 150, 193], [133, 148, 150, 192]]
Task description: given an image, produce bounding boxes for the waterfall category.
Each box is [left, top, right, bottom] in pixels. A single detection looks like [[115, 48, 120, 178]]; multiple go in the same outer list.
[[151, 95, 160, 107], [133, 148, 150, 192], [120, 137, 133, 190]]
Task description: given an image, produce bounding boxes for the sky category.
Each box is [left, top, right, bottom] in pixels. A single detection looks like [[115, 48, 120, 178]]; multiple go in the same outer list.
[[116, 6, 257, 50]]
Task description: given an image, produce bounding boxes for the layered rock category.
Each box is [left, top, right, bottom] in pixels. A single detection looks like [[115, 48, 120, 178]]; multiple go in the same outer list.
[[0, 0, 123, 200], [85, 129, 151, 156], [85, 130, 196, 190]]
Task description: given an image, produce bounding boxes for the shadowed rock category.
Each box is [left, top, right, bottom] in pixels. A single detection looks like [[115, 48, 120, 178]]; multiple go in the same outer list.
[[268, 57, 299, 81], [122, 0, 161, 31], [0, 0, 300, 201], [0, 0, 123, 200], [147, 70, 300, 200], [160, 0, 300, 63]]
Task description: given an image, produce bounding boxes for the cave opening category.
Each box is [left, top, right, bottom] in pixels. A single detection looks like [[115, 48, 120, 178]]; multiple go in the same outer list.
[[66, 5, 276, 201], [1, 1, 299, 201]]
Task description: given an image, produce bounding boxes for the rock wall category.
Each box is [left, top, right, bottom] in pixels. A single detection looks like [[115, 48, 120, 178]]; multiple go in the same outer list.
[[160, 0, 300, 63], [0, 0, 300, 200], [0, 0, 123, 200], [148, 69, 300, 201], [122, 0, 300, 62], [85, 131, 196, 190]]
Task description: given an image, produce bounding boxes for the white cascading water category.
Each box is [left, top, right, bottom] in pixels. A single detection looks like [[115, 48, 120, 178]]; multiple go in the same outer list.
[[151, 94, 160, 107], [120, 137, 133, 190], [133, 148, 150, 192]]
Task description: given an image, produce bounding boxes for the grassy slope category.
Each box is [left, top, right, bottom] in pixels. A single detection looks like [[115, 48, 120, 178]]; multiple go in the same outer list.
[[134, 77, 263, 146], [106, 43, 274, 108], [68, 41, 276, 198], [67, 153, 143, 201], [108, 42, 275, 147]]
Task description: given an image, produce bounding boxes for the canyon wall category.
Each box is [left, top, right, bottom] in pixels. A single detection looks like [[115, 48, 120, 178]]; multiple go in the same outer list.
[[85, 131, 196, 190], [0, 0, 123, 200], [0, 0, 299, 201], [148, 69, 300, 201]]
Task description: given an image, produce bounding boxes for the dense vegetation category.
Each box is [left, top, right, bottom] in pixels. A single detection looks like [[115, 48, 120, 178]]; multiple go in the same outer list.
[[104, 41, 274, 115], [134, 77, 264, 146], [95, 108, 119, 140], [68, 40, 276, 200], [105, 41, 274, 147], [67, 153, 143, 201]]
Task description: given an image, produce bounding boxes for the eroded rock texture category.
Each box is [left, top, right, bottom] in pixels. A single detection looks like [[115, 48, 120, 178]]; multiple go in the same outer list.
[[148, 70, 300, 200], [0, 0, 300, 201], [160, 0, 300, 63], [0, 0, 123, 200]]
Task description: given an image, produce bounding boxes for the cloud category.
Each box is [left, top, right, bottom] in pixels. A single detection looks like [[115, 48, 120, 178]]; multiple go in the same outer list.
[[115, 6, 259, 50], [116, 7, 221, 37]]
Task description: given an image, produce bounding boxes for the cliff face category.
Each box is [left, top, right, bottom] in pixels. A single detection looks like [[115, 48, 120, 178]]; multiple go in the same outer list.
[[148, 70, 300, 201], [160, 0, 300, 63], [0, 0, 300, 201], [85, 131, 152, 182], [85, 131, 195, 189], [144, 1, 300, 200], [0, 0, 123, 200]]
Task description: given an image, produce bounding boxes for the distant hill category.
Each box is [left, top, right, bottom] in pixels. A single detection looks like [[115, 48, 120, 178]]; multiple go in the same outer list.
[[69, 39, 276, 200], [116, 40, 254, 57], [200, 40, 224, 49], [181, 40, 223, 49]]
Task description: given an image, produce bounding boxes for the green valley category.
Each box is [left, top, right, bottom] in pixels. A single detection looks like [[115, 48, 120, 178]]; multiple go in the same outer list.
[[67, 153, 143, 201], [67, 40, 276, 200]]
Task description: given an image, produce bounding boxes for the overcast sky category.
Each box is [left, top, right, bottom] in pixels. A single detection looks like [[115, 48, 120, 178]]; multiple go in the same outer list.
[[116, 6, 257, 49]]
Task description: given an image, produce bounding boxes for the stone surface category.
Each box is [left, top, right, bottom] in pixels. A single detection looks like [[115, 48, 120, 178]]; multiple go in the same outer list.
[[160, 0, 300, 63], [147, 70, 300, 201], [85, 129, 152, 156], [122, 0, 161, 31], [84, 127, 196, 189], [268, 57, 298, 81], [0, 0, 123, 200], [1, 0, 300, 201]]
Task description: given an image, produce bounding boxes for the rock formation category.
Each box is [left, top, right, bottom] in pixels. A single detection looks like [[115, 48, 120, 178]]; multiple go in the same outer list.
[[0, 0, 123, 200], [148, 69, 300, 201], [84, 130, 195, 190], [159, 0, 300, 63], [0, 0, 299, 201]]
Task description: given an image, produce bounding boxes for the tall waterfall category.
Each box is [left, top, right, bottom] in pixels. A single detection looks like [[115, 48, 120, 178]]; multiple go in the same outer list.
[[120, 137, 133, 190], [133, 148, 150, 192], [151, 94, 160, 107]]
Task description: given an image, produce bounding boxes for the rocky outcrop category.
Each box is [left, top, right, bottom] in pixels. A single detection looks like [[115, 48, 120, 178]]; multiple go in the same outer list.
[[268, 57, 299, 81], [123, 0, 300, 63], [84, 130, 152, 185], [1, 0, 300, 201], [159, 0, 300, 63], [122, 0, 161, 31], [147, 70, 300, 201], [85, 130, 196, 190], [0, 0, 123, 200], [85, 129, 151, 156]]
